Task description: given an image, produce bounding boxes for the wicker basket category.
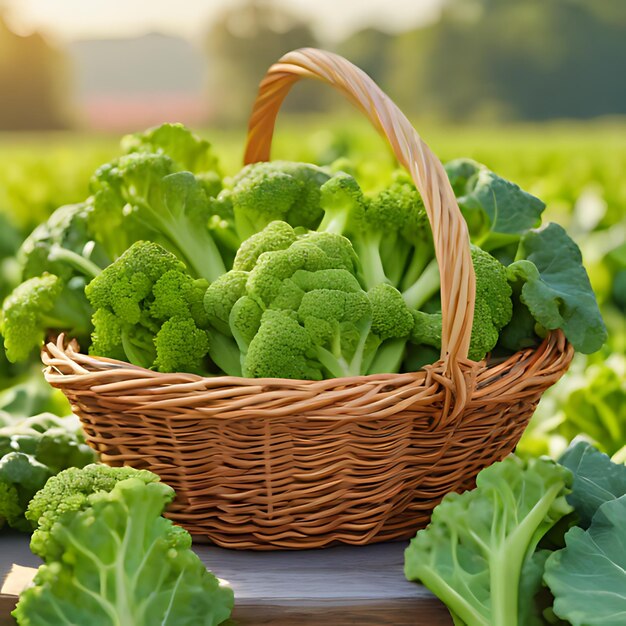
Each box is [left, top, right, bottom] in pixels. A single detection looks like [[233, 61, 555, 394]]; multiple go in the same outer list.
[[42, 48, 574, 550]]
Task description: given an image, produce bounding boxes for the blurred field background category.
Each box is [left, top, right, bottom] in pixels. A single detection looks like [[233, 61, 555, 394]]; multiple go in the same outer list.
[[0, 0, 624, 458]]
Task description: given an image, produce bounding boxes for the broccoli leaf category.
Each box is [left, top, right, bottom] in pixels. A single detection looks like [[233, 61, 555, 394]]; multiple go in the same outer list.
[[121, 122, 220, 178], [404, 456, 573, 626], [447, 160, 545, 251], [14, 478, 234, 626], [559, 441, 626, 529], [507, 223, 607, 354], [544, 494, 626, 626]]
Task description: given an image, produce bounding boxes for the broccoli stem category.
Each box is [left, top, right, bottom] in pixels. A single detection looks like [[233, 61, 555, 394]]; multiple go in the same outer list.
[[355, 236, 388, 290], [402, 259, 441, 310], [121, 329, 154, 369], [315, 346, 350, 378], [367, 338, 407, 375], [48, 246, 102, 280], [158, 220, 226, 283], [490, 480, 567, 626], [401, 245, 434, 293], [207, 329, 242, 377], [318, 209, 350, 236], [134, 199, 226, 282]]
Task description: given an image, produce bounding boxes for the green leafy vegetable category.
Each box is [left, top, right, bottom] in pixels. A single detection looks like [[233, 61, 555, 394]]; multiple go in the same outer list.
[[404, 456, 573, 626], [14, 477, 234, 626], [445, 158, 545, 254], [544, 494, 626, 626], [559, 441, 626, 528], [26, 463, 163, 559], [507, 223, 607, 353], [0, 413, 96, 531]]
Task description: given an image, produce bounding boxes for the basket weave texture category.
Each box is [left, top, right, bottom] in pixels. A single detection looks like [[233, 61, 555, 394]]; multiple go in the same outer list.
[[43, 49, 574, 550]]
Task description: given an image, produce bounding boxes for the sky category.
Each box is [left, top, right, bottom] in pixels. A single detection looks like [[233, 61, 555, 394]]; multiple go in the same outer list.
[[3, 0, 442, 43]]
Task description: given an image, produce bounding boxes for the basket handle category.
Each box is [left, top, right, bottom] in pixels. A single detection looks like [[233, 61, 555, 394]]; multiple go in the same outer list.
[[244, 48, 476, 375]]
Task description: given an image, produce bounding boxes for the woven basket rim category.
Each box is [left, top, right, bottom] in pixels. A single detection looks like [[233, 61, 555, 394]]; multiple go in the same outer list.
[[43, 329, 569, 391]]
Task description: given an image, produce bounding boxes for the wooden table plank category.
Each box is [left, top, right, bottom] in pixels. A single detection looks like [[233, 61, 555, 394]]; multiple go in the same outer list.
[[1, 533, 452, 625]]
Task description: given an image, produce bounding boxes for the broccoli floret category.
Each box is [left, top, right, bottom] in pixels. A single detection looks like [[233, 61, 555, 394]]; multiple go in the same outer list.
[[299, 231, 358, 274], [245, 233, 353, 309], [203, 271, 249, 336], [229, 296, 263, 355], [220, 161, 331, 241], [468, 246, 513, 360], [154, 317, 210, 374], [86, 241, 213, 373], [89, 308, 124, 360], [151, 270, 209, 325], [233, 220, 297, 271], [87, 241, 181, 320], [318, 171, 366, 236], [121, 122, 221, 178], [365, 283, 416, 374], [26, 463, 164, 560], [297, 287, 373, 378], [369, 283, 415, 341], [1, 273, 92, 363], [243, 309, 323, 380]]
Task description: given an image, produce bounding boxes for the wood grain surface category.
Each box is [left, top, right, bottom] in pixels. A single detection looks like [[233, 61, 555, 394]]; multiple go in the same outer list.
[[1, 532, 452, 625]]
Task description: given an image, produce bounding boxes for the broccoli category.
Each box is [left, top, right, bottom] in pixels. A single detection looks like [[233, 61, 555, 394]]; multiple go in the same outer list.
[[26, 463, 163, 559], [151, 270, 209, 325], [86, 241, 211, 373], [203, 270, 249, 336], [233, 220, 297, 271], [243, 309, 323, 379], [319, 171, 432, 291], [0, 452, 52, 531], [401, 247, 513, 362], [0, 414, 96, 531], [19, 202, 108, 283], [90, 154, 226, 281], [154, 317, 210, 374], [16, 477, 234, 626], [1, 273, 92, 363], [209, 228, 418, 380], [217, 160, 331, 241], [229, 295, 263, 357], [365, 283, 416, 374]]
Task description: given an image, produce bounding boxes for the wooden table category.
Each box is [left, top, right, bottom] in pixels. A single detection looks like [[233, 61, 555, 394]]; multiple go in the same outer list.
[[0, 532, 452, 625]]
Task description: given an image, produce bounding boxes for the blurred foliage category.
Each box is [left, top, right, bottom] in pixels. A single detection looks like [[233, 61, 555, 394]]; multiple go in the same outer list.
[[333, 0, 626, 122], [0, 12, 71, 130]]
